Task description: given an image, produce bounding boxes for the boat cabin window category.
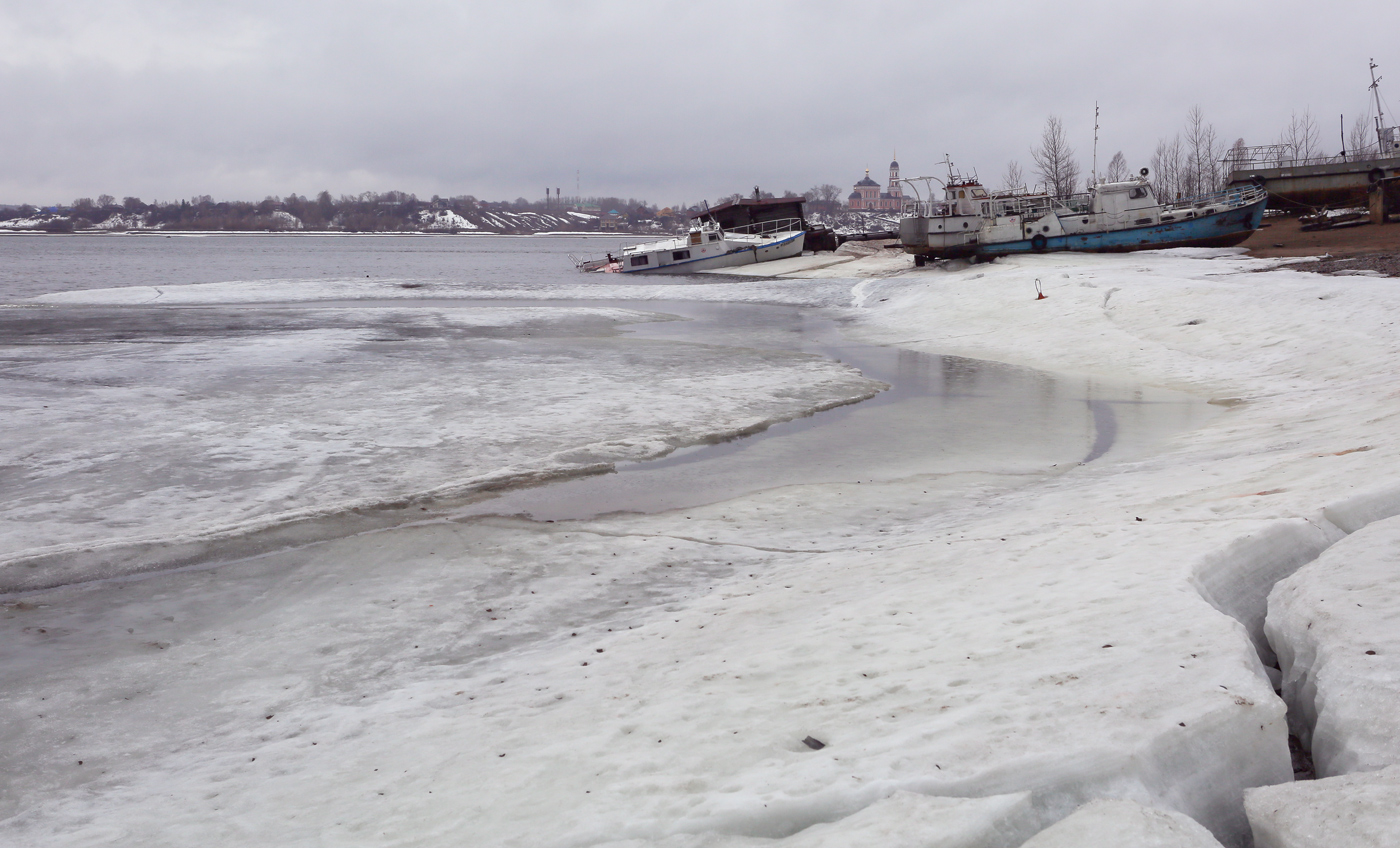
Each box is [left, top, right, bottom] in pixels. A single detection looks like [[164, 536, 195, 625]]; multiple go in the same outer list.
[[689, 231, 702, 245], [707, 233, 720, 242], [672, 250, 690, 261], [958, 190, 966, 198], [981, 203, 989, 216], [972, 188, 988, 198], [630, 256, 649, 267], [1129, 186, 1148, 200]]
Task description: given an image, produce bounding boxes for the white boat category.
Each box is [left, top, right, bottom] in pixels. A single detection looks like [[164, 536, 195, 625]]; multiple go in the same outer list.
[[574, 217, 805, 274]]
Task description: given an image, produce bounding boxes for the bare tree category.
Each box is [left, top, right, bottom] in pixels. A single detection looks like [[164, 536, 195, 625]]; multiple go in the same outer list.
[[1001, 160, 1024, 192], [1183, 106, 1223, 196], [803, 183, 843, 215], [1279, 109, 1321, 164], [1031, 116, 1081, 197], [1104, 151, 1129, 183], [1151, 135, 1186, 201], [1223, 137, 1249, 175], [1347, 114, 1375, 159]]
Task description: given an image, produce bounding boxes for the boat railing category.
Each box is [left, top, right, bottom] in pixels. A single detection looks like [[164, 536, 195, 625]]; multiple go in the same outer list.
[[1161, 183, 1267, 212], [724, 217, 803, 237], [990, 193, 1066, 218], [902, 199, 953, 217], [570, 253, 617, 272], [1222, 143, 1400, 172]]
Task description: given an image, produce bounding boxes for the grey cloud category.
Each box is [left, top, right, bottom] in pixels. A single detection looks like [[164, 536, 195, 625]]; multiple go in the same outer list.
[[2, 1, 1396, 206]]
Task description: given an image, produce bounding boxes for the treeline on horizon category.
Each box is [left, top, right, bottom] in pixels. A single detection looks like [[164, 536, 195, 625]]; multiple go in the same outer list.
[[1, 185, 854, 233], [0, 191, 642, 233]]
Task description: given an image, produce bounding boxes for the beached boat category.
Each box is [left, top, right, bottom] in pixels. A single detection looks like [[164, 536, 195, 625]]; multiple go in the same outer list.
[[574, 216, 805, 274], [900, 171, 1268, 264]]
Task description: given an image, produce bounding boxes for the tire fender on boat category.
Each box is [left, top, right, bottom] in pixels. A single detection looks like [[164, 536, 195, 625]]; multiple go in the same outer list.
[[1369, 168, 1386, 184], [1031, 233, 1048, 252]]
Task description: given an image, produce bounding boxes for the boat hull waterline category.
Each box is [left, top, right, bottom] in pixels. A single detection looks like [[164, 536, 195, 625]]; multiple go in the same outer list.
[[976, 196, 1267, 258]]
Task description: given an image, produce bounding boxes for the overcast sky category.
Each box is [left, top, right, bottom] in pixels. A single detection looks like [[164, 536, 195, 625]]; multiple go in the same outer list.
[[2, 1, 1398, 207]]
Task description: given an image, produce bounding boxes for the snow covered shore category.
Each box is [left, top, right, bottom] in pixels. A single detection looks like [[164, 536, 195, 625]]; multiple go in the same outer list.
[[4, 247, 1400, 846], [841, 248, 1400, 844]]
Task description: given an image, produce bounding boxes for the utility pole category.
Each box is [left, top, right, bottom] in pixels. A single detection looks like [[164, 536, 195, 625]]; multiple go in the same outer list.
[[1371, 59, 1387, 153]]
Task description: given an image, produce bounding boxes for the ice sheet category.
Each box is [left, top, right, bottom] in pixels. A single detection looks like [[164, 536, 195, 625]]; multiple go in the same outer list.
[[1266, 515, 1400, 776], [8, 248, 1400, 846], [0, 303, 882, 590], [26, 274, 864, 309]]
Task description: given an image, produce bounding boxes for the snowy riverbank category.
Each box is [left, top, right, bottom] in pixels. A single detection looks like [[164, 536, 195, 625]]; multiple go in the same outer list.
[[3, 247, 1399, 846]]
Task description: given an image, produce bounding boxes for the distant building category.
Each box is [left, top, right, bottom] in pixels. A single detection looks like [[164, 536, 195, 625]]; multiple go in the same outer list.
[[599, 209, 627, 231], [848, 157, 904, 211]]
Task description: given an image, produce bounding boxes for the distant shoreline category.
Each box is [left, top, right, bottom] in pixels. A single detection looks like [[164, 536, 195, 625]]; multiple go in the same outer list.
[[0, 229, 634, 238]]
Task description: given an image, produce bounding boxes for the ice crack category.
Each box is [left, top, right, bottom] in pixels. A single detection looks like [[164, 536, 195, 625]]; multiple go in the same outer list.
[[566, 528, 830, 555]]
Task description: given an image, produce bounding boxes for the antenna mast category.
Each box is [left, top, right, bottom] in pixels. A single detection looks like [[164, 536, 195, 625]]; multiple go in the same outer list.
[[1092, 102, 1100, 186], [1371, 59, 1387, 152]]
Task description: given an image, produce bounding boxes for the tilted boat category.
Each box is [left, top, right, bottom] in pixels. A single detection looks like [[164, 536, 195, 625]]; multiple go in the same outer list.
[[574, 216, 805, 274], [899, 169, 1268, 265]]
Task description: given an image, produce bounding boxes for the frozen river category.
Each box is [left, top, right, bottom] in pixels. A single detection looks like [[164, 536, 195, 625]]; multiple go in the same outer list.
[[9, 235, 1394, 847], [0, 235, 1208, 590]]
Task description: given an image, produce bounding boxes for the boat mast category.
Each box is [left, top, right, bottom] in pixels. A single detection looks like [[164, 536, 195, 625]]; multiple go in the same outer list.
[[1371, 59, 1387, 153]]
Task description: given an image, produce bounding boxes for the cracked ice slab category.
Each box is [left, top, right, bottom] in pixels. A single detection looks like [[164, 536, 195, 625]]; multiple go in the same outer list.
[[594, 791, 1038, 848], [1266, 514, 1400, 776], [1020, 799, 1225, 847], [1245, 765, 1400, 848]]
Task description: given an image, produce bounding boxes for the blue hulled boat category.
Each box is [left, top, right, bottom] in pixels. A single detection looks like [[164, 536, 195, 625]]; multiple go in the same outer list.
[[900, 170, 1268, 265]]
